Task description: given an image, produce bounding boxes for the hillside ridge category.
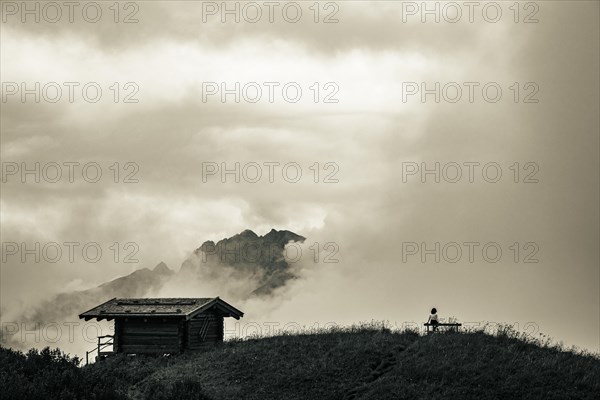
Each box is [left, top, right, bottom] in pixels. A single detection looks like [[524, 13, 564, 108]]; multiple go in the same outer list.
[[2, 325, 599, 399]]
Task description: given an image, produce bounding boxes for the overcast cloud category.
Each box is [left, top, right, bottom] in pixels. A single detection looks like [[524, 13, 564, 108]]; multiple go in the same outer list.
[[1, 1, 598, 355]]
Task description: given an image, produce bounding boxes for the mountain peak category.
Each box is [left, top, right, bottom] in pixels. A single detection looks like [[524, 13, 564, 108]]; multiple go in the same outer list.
[[153, 262, 171, 274], [263, 229, 306, 244], [183, 228, 306, 295], [239, 229, 258, 239]]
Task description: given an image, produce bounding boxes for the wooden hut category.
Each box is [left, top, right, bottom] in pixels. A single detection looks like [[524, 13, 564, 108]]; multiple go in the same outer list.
[[79, 297, 243, 356]]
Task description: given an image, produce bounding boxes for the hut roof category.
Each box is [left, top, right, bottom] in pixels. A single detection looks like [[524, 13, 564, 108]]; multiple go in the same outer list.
[[79, 297, 243, 321]]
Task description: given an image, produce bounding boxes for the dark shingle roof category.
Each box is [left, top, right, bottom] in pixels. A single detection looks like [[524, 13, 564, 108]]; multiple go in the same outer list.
[[79, 297, 243, 321]]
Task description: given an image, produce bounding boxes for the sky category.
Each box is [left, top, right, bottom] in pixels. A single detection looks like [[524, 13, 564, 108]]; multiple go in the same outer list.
[[1, 1, 599, 356]]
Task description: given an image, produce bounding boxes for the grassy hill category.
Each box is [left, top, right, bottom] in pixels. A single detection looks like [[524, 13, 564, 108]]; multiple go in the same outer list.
[[1, 324, 598, 399]]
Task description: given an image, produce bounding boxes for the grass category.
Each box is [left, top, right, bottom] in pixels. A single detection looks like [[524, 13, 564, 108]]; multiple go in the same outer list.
[[1, 322, 598, 399]]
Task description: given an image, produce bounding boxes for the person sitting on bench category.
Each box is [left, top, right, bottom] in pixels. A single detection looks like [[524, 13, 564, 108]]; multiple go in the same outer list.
[[427, 308, 439, 331]]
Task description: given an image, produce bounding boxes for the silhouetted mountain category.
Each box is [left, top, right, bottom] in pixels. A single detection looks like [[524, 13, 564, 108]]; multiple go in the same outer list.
[[19, 230, 304, 329], [10, 229, 304, 342], [25, 262, 174, 324], [183, 229, 305, 295]]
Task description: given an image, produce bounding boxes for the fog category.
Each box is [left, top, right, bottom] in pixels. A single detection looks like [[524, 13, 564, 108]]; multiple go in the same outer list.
[[1, 1, 598, 358]]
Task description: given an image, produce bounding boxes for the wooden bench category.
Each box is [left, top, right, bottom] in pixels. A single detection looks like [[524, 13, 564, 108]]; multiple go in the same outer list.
[[424, 322, 462, 333]]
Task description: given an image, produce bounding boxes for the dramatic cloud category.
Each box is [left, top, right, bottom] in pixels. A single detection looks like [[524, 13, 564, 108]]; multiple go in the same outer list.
[[1, 1, 598, 356]]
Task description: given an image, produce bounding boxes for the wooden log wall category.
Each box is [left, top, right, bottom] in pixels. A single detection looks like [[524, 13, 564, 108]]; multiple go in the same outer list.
[[115, 317, 182, 354], [186, 312, 224, 350]]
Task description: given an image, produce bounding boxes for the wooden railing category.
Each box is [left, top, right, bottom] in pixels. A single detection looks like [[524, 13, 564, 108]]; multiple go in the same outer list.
[[85, 335, 114, 364]]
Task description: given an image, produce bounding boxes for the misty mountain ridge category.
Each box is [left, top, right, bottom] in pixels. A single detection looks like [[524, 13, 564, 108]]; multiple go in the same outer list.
[[19, 229, 304, 331], [18, 260, 175, 330], [182, 228, 305, 296]]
